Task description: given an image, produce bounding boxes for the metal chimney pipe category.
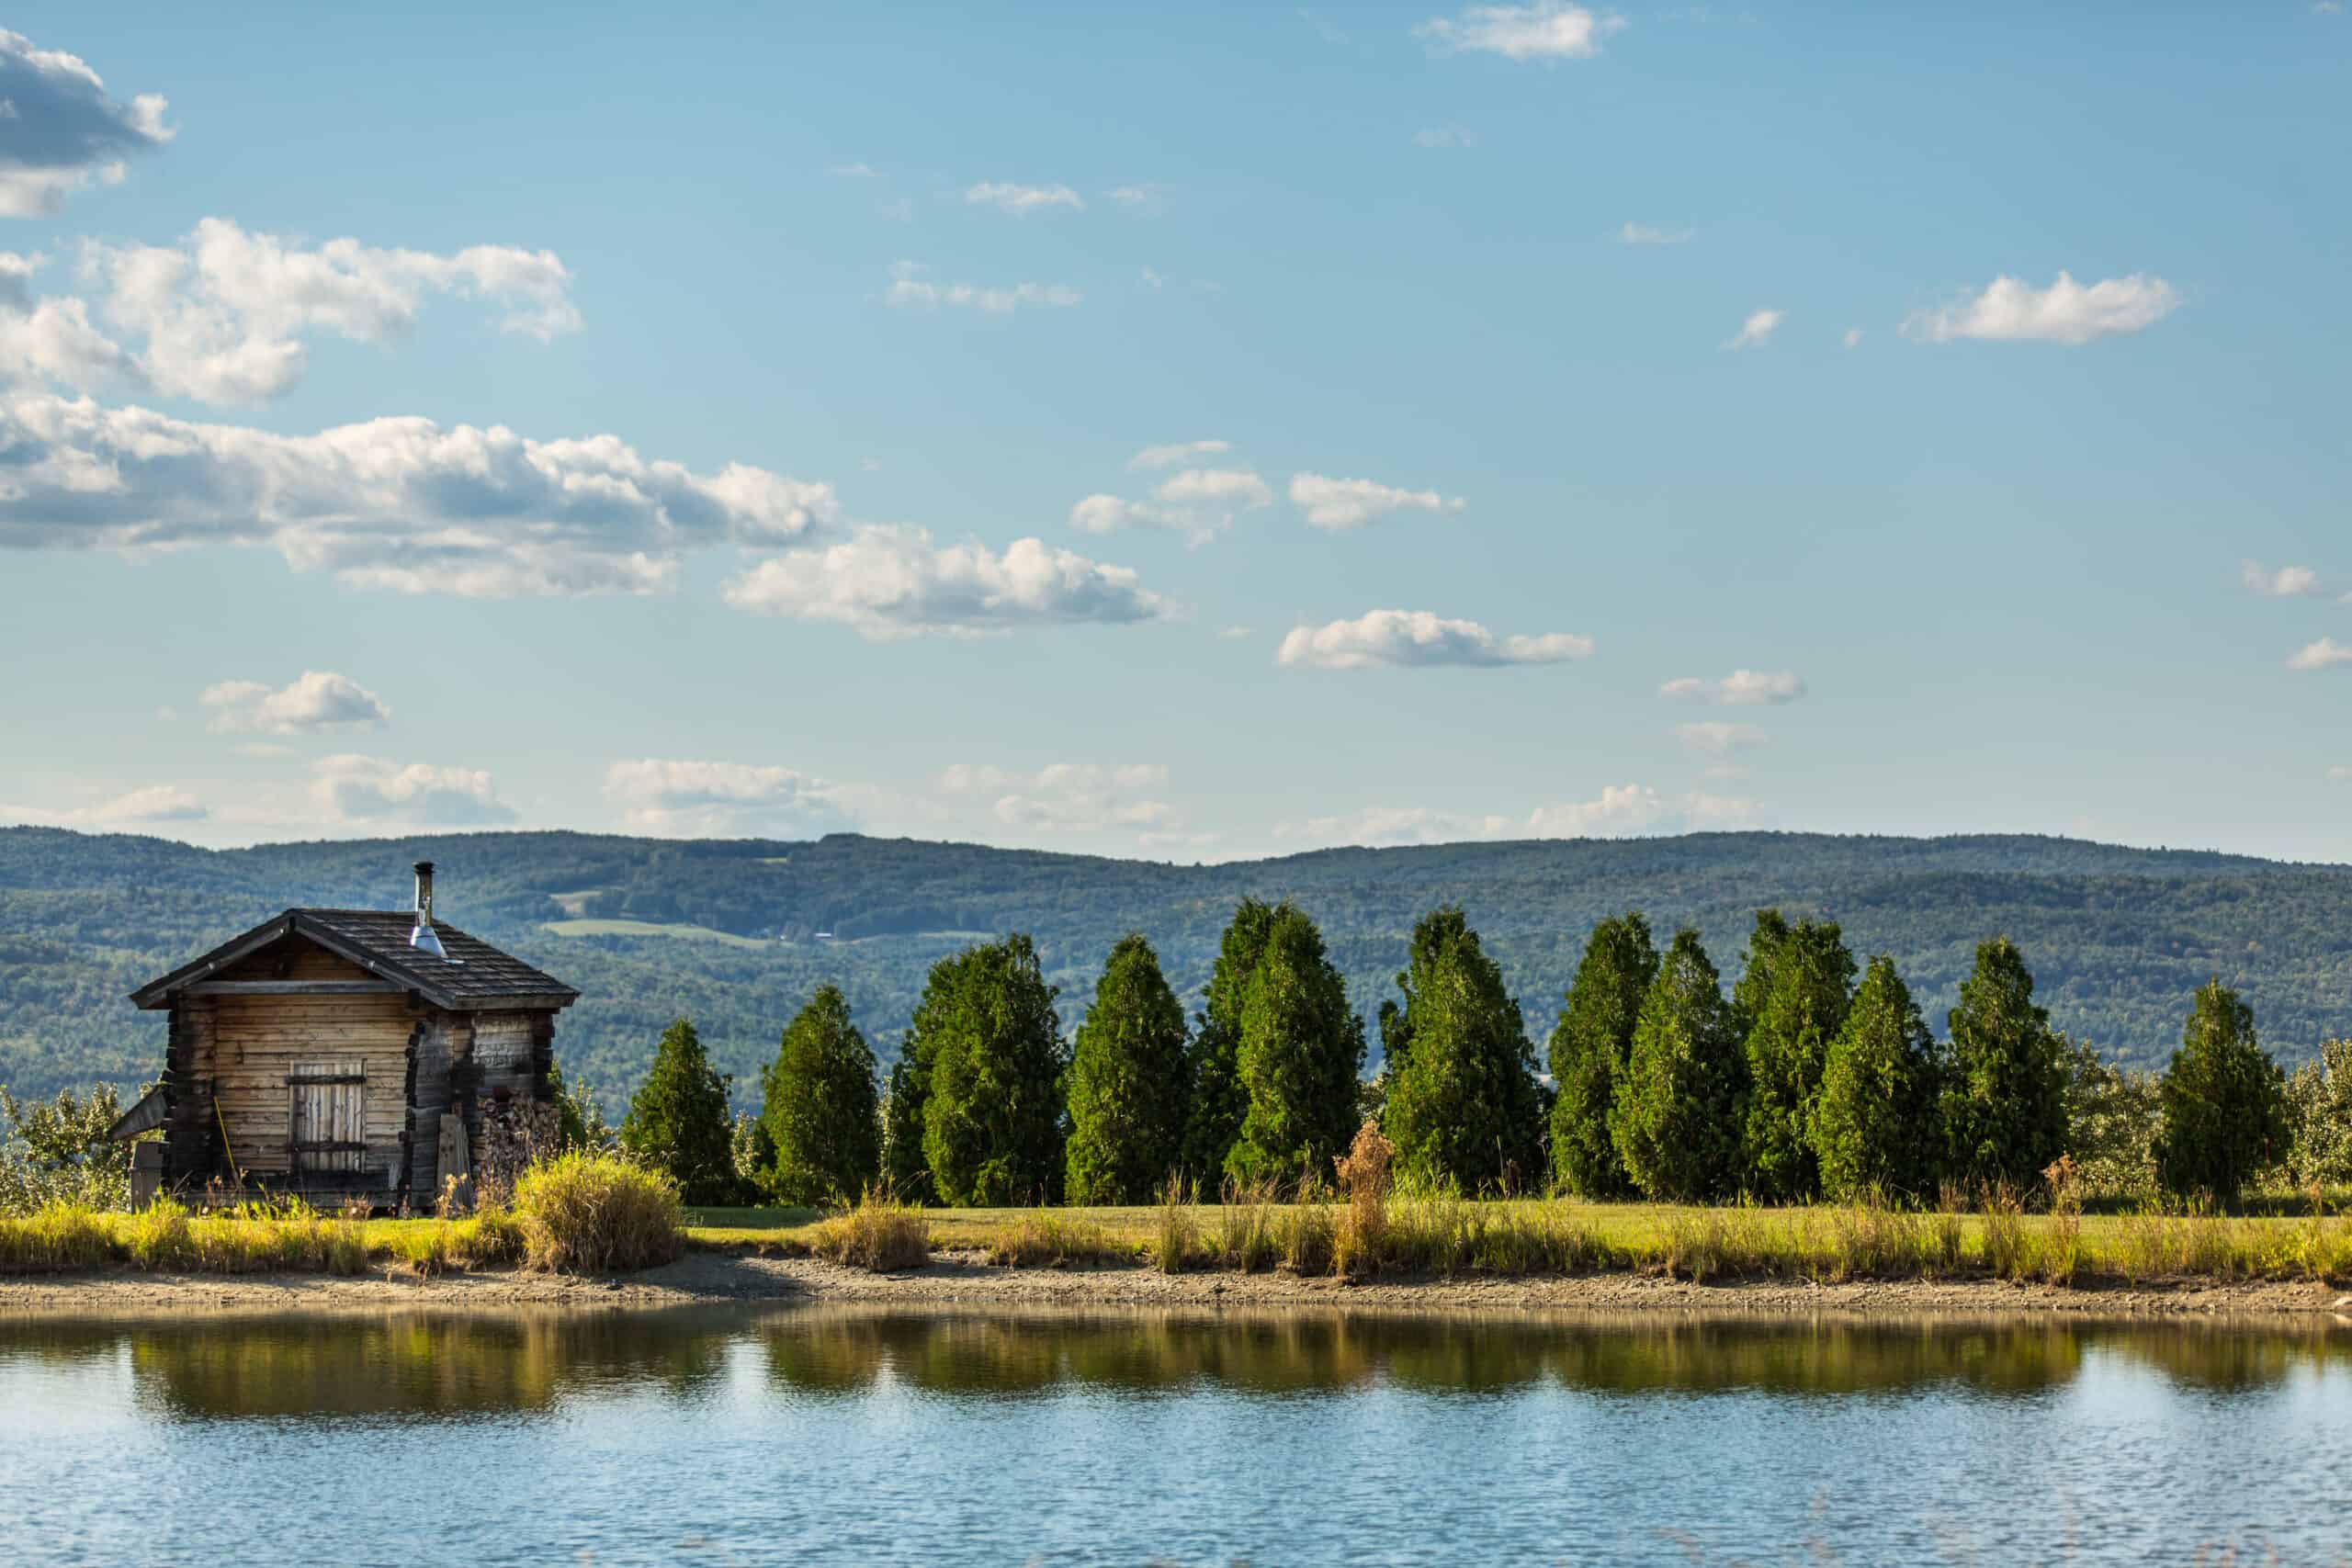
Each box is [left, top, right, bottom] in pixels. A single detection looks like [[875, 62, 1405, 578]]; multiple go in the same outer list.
[[410, 862, 447, 959]]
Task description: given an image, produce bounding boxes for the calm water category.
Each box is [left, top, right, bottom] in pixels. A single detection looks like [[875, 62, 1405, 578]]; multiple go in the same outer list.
[[3, 1305, 2348, 1566]]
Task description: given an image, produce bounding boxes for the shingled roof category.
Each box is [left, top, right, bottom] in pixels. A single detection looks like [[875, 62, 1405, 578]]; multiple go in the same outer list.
[[130, 908, 578, 1012]]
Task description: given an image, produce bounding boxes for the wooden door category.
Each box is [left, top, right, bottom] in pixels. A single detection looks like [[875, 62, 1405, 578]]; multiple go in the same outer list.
[[288, 1060, 366, 1175]]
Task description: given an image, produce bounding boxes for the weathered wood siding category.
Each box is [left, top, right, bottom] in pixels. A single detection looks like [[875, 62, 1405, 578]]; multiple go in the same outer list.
[[208, 993, 414, 1183], [217, 939, 378, 984]]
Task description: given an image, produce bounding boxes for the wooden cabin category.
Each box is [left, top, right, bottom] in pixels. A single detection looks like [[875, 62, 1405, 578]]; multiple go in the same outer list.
[[117, 863, 577, 1211]]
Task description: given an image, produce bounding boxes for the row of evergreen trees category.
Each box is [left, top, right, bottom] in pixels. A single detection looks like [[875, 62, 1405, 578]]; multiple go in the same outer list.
[[613, 902, 2296, 1212]]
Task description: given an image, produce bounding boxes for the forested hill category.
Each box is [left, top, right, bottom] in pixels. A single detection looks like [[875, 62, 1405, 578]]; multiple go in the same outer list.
[[6, 825, 2349, 1111]]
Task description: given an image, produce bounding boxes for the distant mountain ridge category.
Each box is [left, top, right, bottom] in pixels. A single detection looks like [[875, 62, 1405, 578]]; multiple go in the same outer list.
[[5, 825, 2348, 1111]]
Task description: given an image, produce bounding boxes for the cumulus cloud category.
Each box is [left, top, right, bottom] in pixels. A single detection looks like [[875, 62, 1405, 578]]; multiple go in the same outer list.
[[2288, 637, 2352, 672], [1129, 438, 1230, 471], [2243, 560, 2322, 598], [1902, 272, 2180, 345], [1288, 472, 1465, 530], [963, 181, 1084, 216], [200, 671, 390, 735], [0, 30, 173, 217], [0, 390, 839, 596], [1660, 669, 1804, 705], [5, 783, 207, 828], [721, 525, 1174, 639], [1417, 3, 1626, 61], [1525, 784, 1666, 837], [937, 761, 1176, 835], [884, 261, 1080, 313], [310, 754, 514, 826], [1277, 608, 1593, 670], [1675, 721, 1768, 757], [27, 218, 582, 405], [1723, 308, 1784, 350], [1616, 221, 1690, 244], [1414, 125, 1476, 149], [1071, 465, 1272, 545], [603, 759, 859, 837]]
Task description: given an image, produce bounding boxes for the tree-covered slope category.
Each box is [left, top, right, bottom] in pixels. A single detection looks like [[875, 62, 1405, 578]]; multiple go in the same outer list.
[[5, 825, 2347, 1111]]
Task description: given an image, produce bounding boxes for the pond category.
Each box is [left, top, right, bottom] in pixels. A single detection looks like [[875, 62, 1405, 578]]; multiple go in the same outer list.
[[2, 1306, 2346, 1565]]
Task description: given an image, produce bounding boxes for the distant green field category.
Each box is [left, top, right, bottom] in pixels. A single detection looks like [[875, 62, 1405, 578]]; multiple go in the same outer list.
[[542, 919, 770, 950]]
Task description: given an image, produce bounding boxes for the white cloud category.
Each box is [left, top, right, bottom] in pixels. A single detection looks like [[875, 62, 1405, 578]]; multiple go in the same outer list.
[[828, 162, 877, 177], [884, 261, 1080, 313], [0, 30, 173, 217], [1218, 625, 1252, 639], [0, 390, 836, 596], [1525, 784, 1666, 837], [1153, 467, 1273, 510], [1675, 721, 1768, 757], [1842, 327, 1864, 348], [721, 525, 1174, 639], [5, 783, 208, 828], [1105, 185, 1161, 209], [1902, 272, 2180, 345], [603, 759, 859, 837], [1273, 784, 1755, 849], [1660, 669, 1805, 705], [201, 671, 390, 735], [1723, 308, 1784, 350], [2288, 637, 2352, 672], [1417, 4, 1626, 61], [1072, 464, 1272, 545], [2243, 560, 2322, 598], [1414, 125, 1477, 149], [937, 761, 1176, 836], [1129, 438, 1230, 471], [1288, 472, 1465, 530], [2326, 765, 2352, 783], [6, 219, 580, 406], [310, 754, 514, 826], [963, 181, 1084, 216], [1616, 221, 1690, 245], [1277, 608, 1593, 670]]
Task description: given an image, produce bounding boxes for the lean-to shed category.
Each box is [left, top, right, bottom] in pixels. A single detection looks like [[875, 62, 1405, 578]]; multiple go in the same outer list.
[[118, 863, 577, 1210]]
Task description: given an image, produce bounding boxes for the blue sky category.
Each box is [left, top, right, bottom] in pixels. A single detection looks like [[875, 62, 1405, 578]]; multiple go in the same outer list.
[[3, 3, 2348, 862]]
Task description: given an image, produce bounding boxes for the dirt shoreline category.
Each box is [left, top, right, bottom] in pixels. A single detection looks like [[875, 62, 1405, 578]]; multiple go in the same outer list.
[[5, 1249, 2350, 1321]]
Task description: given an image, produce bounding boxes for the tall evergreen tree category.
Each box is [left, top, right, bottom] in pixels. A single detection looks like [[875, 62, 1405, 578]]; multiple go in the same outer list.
[[619, 1018, 741, 1205], [1381, 908, 1544, 1192], [2154, 979, 2287, 1206], [1811, 956, 1942, 1201], [1731, 908, 1796, 1032], [921, 934, 1067, 1206], [1226, 906, 1365, 1189], [1182, 897, 1278, 1186], [1941, 937, 2067, 1191], [1547, 912, 1659, 1197], [1064, 933, 1193, 1204], [1739, 919, 1857, 1201], [879, 1055, 932, 1201], [1610, 930, 1746, 1201], [758, 984, 881, 1205]]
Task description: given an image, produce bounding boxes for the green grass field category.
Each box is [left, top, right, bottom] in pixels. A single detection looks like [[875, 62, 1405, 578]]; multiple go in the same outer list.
[[540, 919, 772, 950]]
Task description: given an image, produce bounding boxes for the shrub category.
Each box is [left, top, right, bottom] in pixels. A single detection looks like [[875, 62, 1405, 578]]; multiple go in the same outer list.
[[807, 1188, 932, 1271], [1152, 1176, 1204, 1274], [0, 1199, 113, 1269], [1331, 1120, 1395, 1278], [514, 1152, 685, 1273], [982, 1211, 1125, 1269], [1218, 1179, 1280, 1272]]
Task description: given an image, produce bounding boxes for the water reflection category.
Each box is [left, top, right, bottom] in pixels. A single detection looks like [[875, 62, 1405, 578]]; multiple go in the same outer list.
[[4, 1306, 2341, 1420]]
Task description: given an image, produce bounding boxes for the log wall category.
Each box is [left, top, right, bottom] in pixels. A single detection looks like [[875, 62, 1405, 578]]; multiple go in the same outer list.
[[205, 993, 416, 1185]]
